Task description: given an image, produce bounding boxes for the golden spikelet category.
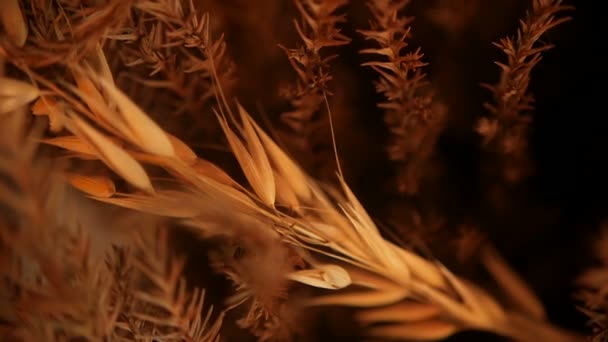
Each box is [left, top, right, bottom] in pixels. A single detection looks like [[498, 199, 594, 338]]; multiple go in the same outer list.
[[359, 0, 446, 195], [0, 0, 28, 47], [478, 0, 572, 183]]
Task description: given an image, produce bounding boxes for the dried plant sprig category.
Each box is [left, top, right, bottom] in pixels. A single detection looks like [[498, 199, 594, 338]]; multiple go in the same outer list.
[[7, 52, 295, 340], [19, 57, 585, 340], [0, 0, 131, 68], [477, 0, 572, 183], [107, 0, 236, 124], [116, 227, 224, 342], [282, 0, 351, 95], [359, 0, 446, 195], [279, 0, 350, 174], [210, 105, 582, 341]]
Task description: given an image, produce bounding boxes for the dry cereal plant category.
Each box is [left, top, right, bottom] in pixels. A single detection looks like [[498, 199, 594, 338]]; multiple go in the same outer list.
[[0, 0, 599, 341]]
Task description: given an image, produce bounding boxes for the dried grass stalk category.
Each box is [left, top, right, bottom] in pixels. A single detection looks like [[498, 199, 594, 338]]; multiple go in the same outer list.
[[359, 0, 446, 195], [477, 0, 572, 183], [105, 0, 236, 138], [279, 0, 350, 175]]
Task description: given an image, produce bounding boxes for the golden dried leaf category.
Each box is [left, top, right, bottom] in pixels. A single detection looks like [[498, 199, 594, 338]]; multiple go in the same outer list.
[[42, 135, 98, 156], [97, 77, 175, 157], [70, 70, 134, 139], [91, 44, 115, 85], [346, 266, 405, 290], [481, 245, 546, 320], [367, 320, 459, 340], [0, 0, 28, 47], [237, 102, 275, 204], [191, 159, 237, 188], [287, 264, 351, 289], [32, 96, 65, 132], [436, 263, 504, 327], [216, 111, 275, 206], [274, 173, 300, 210], [73, 71, 106, 109], [0, 78, 39, 115], [168, 133, 197, 164], [340, 203, 409, 280], [69, 115, 154, 193], [357, 302, 441, 324], [32, 96, 57, 116], [307, 287, 409, 307], [246, 110, 312, 201], [391, 245, 448, 290], [65, 173, 116, 198], [93, 191, 202, 218]]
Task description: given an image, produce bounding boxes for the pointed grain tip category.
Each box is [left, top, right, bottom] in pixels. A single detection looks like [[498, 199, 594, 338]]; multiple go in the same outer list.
[[1, 0, 28, 47], [0, 78, 39, 115], [69, 115, 155, 194], [97, 77, 175, 158], [66, 173, 116, 198]]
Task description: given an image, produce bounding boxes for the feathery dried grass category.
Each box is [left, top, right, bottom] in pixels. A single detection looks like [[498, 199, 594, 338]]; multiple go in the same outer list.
[[477, 0, 572, 183], [113, 227, 224, 342], [279, 0, 350, 176], [359, 0, 446, 195], [1, 0, 131, 68], [105, 0, 236, 124]]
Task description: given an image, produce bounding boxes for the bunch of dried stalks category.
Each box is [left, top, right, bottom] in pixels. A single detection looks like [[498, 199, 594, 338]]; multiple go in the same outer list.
[[0, 90, 223, 341], [0, 0, 587, 341]]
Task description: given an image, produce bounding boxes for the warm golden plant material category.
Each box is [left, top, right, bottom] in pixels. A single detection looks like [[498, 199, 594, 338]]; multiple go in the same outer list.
[[6, 52, 583, 340], [0, 0, 585, 341], [209, 230, 300, 341], [0, 104, 222, 341], [477, 0, 572, 183], [106, 0, 235, 118], [279, 0, 350, 174], [1, 0, 130, 68], [0, 0, 28, 47], [359, 0, 446, 195]]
